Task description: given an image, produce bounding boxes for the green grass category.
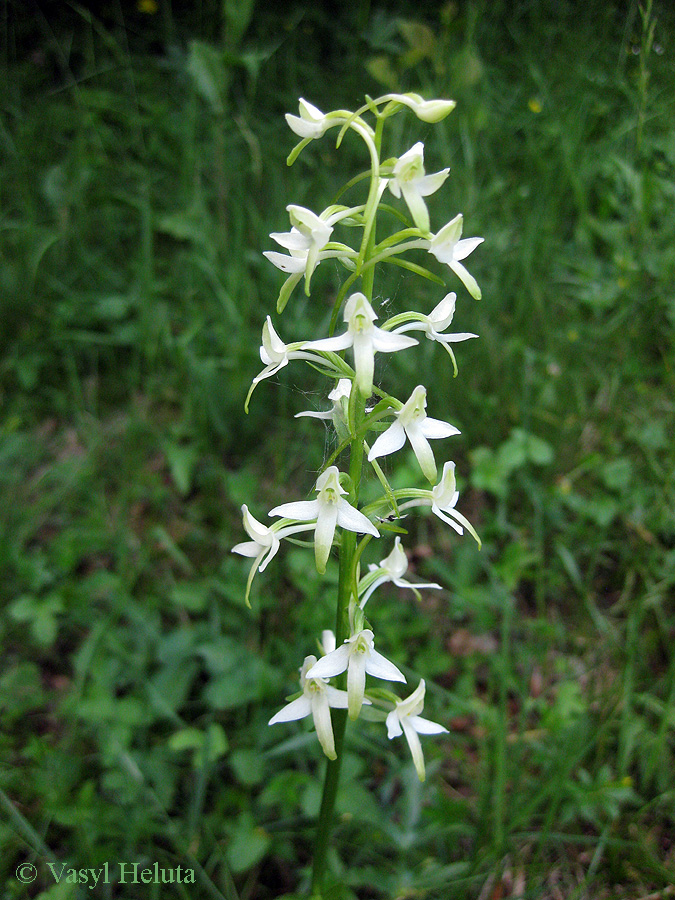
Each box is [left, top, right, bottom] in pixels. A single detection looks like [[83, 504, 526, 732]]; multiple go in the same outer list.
[[1, 1, 674, 898]]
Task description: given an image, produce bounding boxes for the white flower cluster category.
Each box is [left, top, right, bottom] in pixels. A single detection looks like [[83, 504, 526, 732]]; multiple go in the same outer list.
[[233, 94, 483, 781]]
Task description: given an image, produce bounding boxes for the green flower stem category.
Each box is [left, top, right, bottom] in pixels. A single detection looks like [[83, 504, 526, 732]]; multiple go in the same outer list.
[[311, 393, 366, 896]]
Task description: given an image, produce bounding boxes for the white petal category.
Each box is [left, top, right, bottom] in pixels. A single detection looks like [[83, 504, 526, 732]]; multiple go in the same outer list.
[[295, 409, 333, 420], [371, 329, 418, 354], [336, 499, 380, 536], [305, 333, 353, 352], [409, 715, 448, 735], [431, 504, 464, 535], [314, 502, 338, 573], [347, 651, 367, 719], [231, 541, 261, 559], [306, 644, 351, 679], [263, 251, 307, 274], [421, 417, 461, 439], [416, 169, 450, 197], [269, 499, 320, 521], [401, 718, 426, 781], [270, 229, 310, 252], [269, 695, 312, 725], [312, 692, 337, 759], [368, 421, 407, 461], [352, 332, 375, 396], [406, 424, 437, 483], [453, 236, 484, 261], [365, 648, 406, 683], [386, 709, 403, 739], [400, 183, 430, 232], [450, 261, 482, 300], [325, 685, 350, 708]]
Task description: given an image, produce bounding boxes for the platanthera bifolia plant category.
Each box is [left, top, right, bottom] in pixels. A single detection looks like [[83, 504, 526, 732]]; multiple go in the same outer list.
[[233, 93, 483, 896]]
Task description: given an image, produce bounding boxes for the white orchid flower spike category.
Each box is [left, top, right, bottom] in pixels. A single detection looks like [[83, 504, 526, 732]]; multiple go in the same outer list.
[[307, 628, 406, 720], [386, 680, 448, 781], [388, 142, 449, 233], [368, 385, 460, 483], [428, 214, 484, 299], [270, 466, 379, 574], [359, 537, 441, 606], [307, 292, 417, 396]]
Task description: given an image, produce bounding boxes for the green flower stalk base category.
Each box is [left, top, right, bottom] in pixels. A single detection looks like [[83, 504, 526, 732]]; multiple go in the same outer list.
[[233, 93, 483, 896]]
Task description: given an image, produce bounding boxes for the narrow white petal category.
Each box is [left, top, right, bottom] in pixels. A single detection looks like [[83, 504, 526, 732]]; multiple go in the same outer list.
[[270, 230, 310, 252], [306, 645, 351, 679], [263, 251, 307, 274], [406, 424, 437, 483], [359, 574, 388, 607], [416, 169, 450, 197], [347, 652, 367, 719], [386, 709, 403, 739], [431, 504, 464, 535], [436, 332, 478, 343], [365, 649, 406, 683], [401, 719, 426, 781], [401, 183, 430, 232], [314, 503, 338, 573], [352, 333, 375, 396], [257, 539, 281, 573], [231, 541, 261, 558], [421, 417, 461, 439], [453, 236, 484, 261], [450, 261, 482, 300], [269, 499, 320, 521], [368, 421, 407, 461], [312, 692, 337, 759], [371, 329, 418, 353], [305, 333, 353, 352], [295, 409, 333, 420], [269, 695, 312, 725], [336, 500, 380, 536], [409, 715, 448, 735]]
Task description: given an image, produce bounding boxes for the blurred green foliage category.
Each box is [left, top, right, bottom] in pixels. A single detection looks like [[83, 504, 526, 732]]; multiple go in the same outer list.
[[1, 0, 674, 897]]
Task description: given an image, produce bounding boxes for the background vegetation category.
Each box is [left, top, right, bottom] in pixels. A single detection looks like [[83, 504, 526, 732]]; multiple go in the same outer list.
[[1, 1, 674, 897]]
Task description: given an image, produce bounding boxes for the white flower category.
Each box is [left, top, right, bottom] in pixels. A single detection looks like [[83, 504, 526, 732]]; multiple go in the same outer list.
[[396, 461, 481, 547], [359, 537, 441, 606], [392, 292, 478, 364], [388, 142, 449, 233], [307, 629, 406, 720], [386, 680, 448, 781], [232, 505, 314, 605], [429, 461, 481, 543], [263, 205, 356, 296], [381, 93, 456, 123], [295, 378, 352, 439], [246, 317, 333, 411], [428, 214, 483, 300], [368, 385, 460, 483], [285, 98, 330, 139], [307, 293, 417, 396], [270, 466, 379, 574], [269, 655, 354, 760]]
